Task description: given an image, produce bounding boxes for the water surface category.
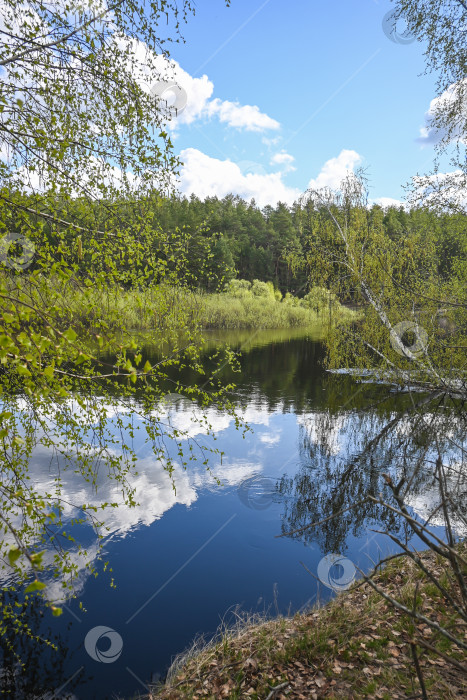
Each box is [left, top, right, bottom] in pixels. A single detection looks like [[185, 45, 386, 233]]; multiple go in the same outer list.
[[2, 327, 464, 699]]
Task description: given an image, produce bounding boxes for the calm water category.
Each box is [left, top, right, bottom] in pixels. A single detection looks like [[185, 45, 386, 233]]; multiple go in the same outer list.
[[2, 328, 464, 699]]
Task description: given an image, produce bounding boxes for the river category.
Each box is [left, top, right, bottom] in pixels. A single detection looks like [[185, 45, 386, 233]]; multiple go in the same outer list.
[[2, 327, 465, 699]]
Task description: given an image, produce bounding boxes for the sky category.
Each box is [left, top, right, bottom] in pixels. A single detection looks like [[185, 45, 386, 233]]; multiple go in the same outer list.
[[149, 0, 449, 208]]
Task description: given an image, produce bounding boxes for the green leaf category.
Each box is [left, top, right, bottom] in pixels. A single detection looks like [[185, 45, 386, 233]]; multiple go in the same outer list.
[[25, 579, 46, 593], [8, 546, 21, 567], [43, 365, 54, 380], [63, 327, 77, 343], [16, 364, 31, 377], [30, 550, 45, 568]]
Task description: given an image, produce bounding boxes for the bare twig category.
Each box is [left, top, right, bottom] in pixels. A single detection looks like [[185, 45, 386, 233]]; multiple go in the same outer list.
[[265, 681, 290, 700], [359, 571, 467, 651], [410, 642, 428, 700], [414, 637, 467, 674]]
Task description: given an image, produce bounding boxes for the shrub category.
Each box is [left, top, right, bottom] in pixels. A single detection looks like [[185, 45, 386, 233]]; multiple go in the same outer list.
[[226, 279, 251, 297], [251, 279, 273, 298], [302, 286, 340, 313], [283, 292, 298, 306], [274, 288, 283, 302]]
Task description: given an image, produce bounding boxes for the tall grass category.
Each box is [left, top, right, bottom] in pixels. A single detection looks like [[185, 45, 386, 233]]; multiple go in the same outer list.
[[57, 282, 202, 332], [193, 280, 356, 329], [195, 291, 319, 329], [1, 272, 356, 333]]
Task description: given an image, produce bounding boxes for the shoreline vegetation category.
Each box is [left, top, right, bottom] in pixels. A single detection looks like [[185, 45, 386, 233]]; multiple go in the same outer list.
[[2, 274, 358, 334], [150, 547, 467, 700], [196, 280, 357, 330]]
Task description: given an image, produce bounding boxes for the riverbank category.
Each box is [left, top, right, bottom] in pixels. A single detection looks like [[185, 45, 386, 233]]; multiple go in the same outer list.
[[88, 284, 355, 331], [2, 273, 357, 332], [197, 291, 350, 330], [151, 547, 466, 699]]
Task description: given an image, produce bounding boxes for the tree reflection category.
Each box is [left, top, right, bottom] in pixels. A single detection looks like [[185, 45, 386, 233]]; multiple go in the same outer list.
[[278, 391, 467, 554], [0, 591, 84, 699]]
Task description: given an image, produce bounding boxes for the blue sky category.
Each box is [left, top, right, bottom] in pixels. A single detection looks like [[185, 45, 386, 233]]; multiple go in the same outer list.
[[152, 0, 447, 207]]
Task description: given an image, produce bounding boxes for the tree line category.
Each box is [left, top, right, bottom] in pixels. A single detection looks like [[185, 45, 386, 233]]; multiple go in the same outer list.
[[4, 189, 466, 301]]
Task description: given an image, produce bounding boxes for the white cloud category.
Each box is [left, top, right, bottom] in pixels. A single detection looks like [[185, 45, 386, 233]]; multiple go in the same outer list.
[[409, 169, 467, 211], [177, 148, 370, 208], [370, 196, 406, 209], [270, 150, 296, 172], [306, 149, 363, 190], [163, 403, 233, 438], [134, 51, 279, 132], [271, 150, 294, 165], [0, 393, 284, 600], [147, 55, 215, 126], [297, 412, 349, 457], [262, 136, 281, 146], [177, 148, 301, 207], [418, 79, 467, 146], [259, 432, 281, 446], [206, 98, 280, 132]]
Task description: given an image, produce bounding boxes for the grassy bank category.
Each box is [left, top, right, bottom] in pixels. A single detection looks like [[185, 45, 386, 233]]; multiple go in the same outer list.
[[197, 292, 321, 329], [198, 280, 356, 330], [73, 282, 356, 331], [2, 273, 357, 332], [150, 548, 466, 699]]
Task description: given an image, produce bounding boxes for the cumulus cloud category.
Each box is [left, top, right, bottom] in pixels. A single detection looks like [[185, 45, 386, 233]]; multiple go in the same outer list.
[[205, 98, 280, 132], [177, 148, 370, 208], [134, 50, 279, 132], [259, 432, 281, 446], [177, 148, 301, 207], [0, 393, 283, 600], [306, 149, 363, 191], [271, 150, 294, 165], [370, 196, 406, 209], [270, 150, 296, 172], [143, 54, 215, 126], [418, 79, 467, 146], [409, 169, 467, 211]]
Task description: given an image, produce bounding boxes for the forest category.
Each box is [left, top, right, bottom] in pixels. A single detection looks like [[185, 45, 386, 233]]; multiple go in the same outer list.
[[3, 189, 466, 301]]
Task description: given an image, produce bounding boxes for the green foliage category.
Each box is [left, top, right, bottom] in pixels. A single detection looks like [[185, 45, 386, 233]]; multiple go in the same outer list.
[[0, 0, 235, 655], [0, 0, 465, 656], [196, 291, 318, 329], [133, 192, 467, 301], [302, 287, 340, 313], [393, 1, 467, 209], [250, 279, 274, 298], [301, 173, 467, 396], [195, 280, 355, 329], [226, 278, 252, 297], [283, 292, 298, 306], [0, 0, 201, 198]]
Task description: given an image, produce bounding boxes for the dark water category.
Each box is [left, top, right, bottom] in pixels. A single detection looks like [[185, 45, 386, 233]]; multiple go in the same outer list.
[[2, 329, 464, 699]]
